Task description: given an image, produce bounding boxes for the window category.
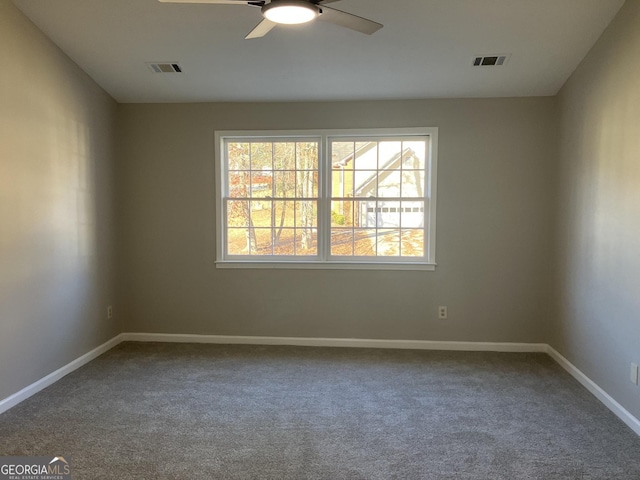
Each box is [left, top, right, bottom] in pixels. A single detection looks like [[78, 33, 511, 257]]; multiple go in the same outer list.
[[215, 128, 438, 270]]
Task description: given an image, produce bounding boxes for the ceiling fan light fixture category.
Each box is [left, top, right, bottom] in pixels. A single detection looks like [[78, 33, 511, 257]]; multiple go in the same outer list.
[[262, 1, 319, 25]]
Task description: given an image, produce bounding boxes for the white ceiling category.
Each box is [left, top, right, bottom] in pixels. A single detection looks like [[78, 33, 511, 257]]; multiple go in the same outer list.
[[12, 0, 625, 103]]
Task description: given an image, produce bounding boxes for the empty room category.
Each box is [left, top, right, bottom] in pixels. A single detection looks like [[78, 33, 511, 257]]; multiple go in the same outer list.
[[1, 0, 639, 478]]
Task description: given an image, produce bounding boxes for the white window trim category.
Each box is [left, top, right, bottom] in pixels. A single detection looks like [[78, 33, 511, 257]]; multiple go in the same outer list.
[[214, 127, 438, 270]]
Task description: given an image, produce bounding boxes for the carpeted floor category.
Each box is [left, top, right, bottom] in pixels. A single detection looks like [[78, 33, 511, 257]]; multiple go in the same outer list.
[[1, 342, 639, 479]]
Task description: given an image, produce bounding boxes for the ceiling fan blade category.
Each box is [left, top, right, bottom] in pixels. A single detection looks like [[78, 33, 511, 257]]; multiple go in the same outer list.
[[318, 6, 382, 35], [245, 19, 277, 39], [158, 0, 255, 4]]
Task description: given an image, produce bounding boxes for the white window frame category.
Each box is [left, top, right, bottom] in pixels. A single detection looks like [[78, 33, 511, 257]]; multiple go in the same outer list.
[[215, 127, 438, 270]]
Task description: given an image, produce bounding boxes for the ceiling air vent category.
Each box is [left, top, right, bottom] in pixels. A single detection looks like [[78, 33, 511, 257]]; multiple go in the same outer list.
[[472, 54, 510, 67], [146, 62, 183, 73]]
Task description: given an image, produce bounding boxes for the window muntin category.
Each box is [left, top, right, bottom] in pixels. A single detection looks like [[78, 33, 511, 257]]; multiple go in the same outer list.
[[217, 129, 437, 269]]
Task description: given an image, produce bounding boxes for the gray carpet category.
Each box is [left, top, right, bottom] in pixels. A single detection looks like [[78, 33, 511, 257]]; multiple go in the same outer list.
[[1, 343, 639, 479]]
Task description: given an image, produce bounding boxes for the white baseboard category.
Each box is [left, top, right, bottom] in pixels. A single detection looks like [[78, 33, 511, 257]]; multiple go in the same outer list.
[[546, 345, 640, 436], [121, 332, 548, 352], [0, 333, 125, 415], [1, 331, 638, 438]]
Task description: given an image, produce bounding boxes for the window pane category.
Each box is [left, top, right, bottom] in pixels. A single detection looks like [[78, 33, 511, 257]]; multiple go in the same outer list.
[[296, 201, 317, 228], [377, 229, 400, 256], [353, 142, 378, 170], [274, 201, 295, 228], [354, 200, 377, 228], [250, 200, 271, 228], [228, 142, 250, 170], [376, 201, 400, 228], [354, 229, 377, 256], [229, 172, 250, 198], [353, 170, 378, 198], [331, 229, 354, 256], [273, 228, 295, 255], [273, 171, 296, 197], [227, 201, 249, 227], [401, 170, 425, 198], [296, 142, 318, 170], [253, 228, 273, 255], [251, 172, 272, 198], [273, 142, 296, 170], [401, 229, 424, 257], [251, 143, 273, 170], [402, 141, 426, 170], [332, 168, 352, 198], [378, 141, 402, 169], [296, 170, 318, 198], [377, 170, 401, 198], [331, 200, 353, 227], [295, 228, 317, 255], [331, 142, 355, 169], [401, 201, 424, 228], [227, 228, 251, 255]]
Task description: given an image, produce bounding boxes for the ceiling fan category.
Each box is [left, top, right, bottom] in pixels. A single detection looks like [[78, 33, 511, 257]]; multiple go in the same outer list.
[[158, 0, 383, 39]]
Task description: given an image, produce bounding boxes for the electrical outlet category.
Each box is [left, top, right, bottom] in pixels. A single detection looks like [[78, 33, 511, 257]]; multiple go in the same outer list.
[[107, 305, 113, 320], [438, 306, 448, 319], [631, 363, 639, 385]]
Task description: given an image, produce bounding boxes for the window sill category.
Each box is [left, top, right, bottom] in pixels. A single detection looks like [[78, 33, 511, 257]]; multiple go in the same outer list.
[[215, 261, 436, 271]]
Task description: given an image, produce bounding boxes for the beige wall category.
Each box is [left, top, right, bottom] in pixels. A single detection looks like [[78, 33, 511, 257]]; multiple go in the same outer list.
[[553, 0, 640, 420], [117, 98, 557, 342], [0, 1, 118, 400]]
